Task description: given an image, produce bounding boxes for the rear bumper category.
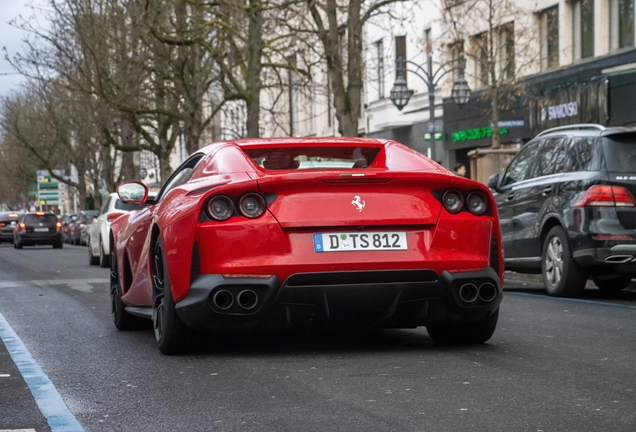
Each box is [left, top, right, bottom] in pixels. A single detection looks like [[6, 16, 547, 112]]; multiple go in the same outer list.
[[574, 244, 636, 275], [0, 230, 14, 242], [16, 232, 62, 245], [175, 268, 502, 333]]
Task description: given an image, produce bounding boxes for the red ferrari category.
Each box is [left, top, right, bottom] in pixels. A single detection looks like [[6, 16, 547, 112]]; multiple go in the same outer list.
[[110, 137, 503, 354]]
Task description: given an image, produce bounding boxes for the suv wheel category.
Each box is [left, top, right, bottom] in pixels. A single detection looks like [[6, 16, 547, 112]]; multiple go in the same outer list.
[[593, 275, 632, 293], [542, 226, 588, 297]]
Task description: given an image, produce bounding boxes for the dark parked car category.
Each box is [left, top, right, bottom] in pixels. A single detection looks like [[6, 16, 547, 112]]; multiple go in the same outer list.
[[0, 211, 21, 244], [61, 213, 77, 243], [13, 211, 63, 249], [68, 210, 99, 245], [489, 124, 636, 297]]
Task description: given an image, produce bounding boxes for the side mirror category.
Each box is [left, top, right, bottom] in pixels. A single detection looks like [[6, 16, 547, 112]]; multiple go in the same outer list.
[[117, 181, 149, 204], [487, 174, 500, 190]]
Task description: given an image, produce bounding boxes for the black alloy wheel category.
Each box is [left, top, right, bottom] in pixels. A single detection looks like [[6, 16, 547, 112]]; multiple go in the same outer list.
[[110, 241, 138, 330], [152, 236, 191, 355], [427, 308, 499, 345], [541, 226, 588, 297]]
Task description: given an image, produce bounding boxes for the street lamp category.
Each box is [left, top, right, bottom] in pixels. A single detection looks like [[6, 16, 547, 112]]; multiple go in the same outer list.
[[389, 53, 471, 163]]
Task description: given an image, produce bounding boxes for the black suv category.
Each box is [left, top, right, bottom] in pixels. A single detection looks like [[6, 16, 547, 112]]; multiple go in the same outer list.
[[13, 211, 63, 249], [489, 124, 636, 297]]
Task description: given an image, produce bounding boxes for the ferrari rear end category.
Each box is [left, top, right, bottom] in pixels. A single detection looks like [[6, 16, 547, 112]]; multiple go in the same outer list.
[[174, 139, 503, 344]]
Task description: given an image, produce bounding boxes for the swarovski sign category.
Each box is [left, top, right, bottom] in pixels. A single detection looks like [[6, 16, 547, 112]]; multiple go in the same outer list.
[[541, 101, 578, 121]]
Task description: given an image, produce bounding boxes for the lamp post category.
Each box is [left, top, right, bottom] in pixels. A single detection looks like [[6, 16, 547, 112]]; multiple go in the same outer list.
[[390, 52, 471, 163]]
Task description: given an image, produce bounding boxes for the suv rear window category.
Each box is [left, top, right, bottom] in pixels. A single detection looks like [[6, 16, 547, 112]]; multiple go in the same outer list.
[[24, 214, 57, 224], [565, 137, 603, 172], [603, 134, 636, 172]]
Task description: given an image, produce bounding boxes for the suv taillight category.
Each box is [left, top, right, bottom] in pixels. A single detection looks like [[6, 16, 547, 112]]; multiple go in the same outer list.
[[574, 185, 636, 207], [56, 221, 62, 231], [18, 222, 26, 231]]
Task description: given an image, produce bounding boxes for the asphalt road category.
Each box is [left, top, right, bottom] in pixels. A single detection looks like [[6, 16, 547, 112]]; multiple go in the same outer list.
[[1, 242, 635, 432]]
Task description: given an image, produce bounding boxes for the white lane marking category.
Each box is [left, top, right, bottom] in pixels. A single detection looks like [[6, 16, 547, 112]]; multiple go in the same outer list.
[[0, 429, 37, 432], [0, 279, 108, 292], [0, 313, 84, 432]]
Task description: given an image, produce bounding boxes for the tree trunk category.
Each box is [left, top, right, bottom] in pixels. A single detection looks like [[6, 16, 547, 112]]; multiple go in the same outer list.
[[245, 0, 263, 138]]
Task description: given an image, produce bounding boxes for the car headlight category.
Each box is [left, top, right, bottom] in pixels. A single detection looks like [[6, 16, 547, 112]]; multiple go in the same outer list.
[[206, 196, 234, 221], [442, 189, 464, 214], [466, 191, 488, 215], [238, 193, 266, 218]]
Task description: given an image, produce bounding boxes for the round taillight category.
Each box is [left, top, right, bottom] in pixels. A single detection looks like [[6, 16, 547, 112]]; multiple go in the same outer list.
[[466, 190, 488, 215], [206, 196, 234, 221], [442, 189, 464, 214], [238, 193, 266, 218]]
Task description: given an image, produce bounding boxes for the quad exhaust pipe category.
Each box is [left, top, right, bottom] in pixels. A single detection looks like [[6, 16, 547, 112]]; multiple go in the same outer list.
[[458, 282, 498, 303], [212, 289, 259, 311]]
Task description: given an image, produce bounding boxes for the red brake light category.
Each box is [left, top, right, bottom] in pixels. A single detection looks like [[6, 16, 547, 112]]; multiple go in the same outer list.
[[36, 212, 45, 216], [56, 221, 62, 230], [107, 212, 125, 223], [8, 213, 18, 217], [574, 185, 636, 207], [19, 222, 26, 231]]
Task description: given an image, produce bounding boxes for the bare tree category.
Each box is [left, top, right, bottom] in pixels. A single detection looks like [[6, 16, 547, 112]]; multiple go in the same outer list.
[[305, 0, 409, 137], [441, 0, 539, 148]]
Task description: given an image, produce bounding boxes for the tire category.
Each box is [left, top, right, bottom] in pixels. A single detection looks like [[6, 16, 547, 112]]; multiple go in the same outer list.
[[541, 226, 588, 297], [593, 275, 632, 293], [88, 239, 99, 265], [15, 240, 23, 249], [53, 241, 63, 249], [427, 308, 499, 345], [110, 240, 140, 330], [152, 236, 191, 355], [99, 237, 110, 268]]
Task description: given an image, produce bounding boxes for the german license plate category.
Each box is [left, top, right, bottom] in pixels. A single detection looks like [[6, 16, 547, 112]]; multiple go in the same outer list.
[[34, 227, 49, 232], [313, 232, 407, 252]]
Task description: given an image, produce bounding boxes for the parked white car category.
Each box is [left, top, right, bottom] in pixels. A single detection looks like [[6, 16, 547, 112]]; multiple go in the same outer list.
[[88, 193, 146, 267]]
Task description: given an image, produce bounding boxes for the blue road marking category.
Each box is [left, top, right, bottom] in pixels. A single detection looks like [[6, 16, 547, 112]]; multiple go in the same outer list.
[[0, 312, 84, 432]]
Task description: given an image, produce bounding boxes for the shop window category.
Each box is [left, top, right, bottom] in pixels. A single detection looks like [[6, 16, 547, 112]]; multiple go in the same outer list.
[[539, 6, 559, 69], [610, 0, 635, 50], [573, 0, 594, 60]]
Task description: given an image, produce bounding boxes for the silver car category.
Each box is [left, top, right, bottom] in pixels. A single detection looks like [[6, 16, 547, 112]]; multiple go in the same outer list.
[[88, 193, 146, 267]]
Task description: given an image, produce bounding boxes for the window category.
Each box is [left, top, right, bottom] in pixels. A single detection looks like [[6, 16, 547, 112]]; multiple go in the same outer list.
[[395, 36, 407, 83], [450, 41, 464, 82], [532, 137, 566, 177], [540, 6, 559, 69], [573, 0, 594, 60], [565, 137, 602, 172], [610, 0, 635, 50], [375, 40, 385, 99], [472, 33, 488, 87], [501, 142, 538, 186], [424, 28, 432, 53], [499, 23, 515, 80]]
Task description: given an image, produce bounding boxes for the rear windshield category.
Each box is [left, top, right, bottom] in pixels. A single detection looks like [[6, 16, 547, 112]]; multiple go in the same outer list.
[[0, 213, 20, 222], [243, 146, 381, 170], [24, 214, 58, 224], [114, 199, 145, 211], [603, 134, 636, 172]]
